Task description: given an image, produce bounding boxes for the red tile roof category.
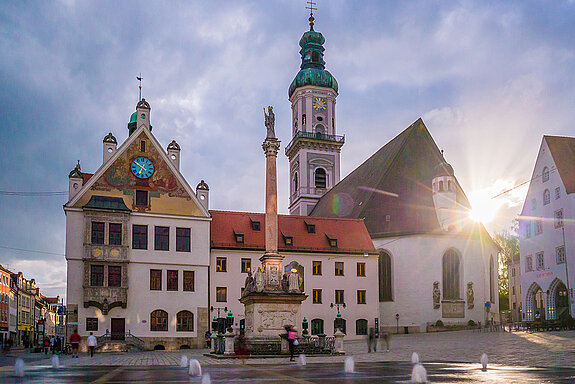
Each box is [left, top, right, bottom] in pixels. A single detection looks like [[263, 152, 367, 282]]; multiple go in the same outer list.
[[83, 173, 93, 184], [545, 136, 575, 194], [210, 210, 376, 255]]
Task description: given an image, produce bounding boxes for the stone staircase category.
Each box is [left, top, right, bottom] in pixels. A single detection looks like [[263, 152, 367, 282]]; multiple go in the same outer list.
[[96, 331, 146, 352]]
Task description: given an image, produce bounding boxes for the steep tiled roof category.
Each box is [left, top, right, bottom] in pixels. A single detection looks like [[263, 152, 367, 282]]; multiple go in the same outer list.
[[545, 135, 575, 194], [83, 195, 131, 212], [310, 119, 472, 238], [210, 210, 376, 255]]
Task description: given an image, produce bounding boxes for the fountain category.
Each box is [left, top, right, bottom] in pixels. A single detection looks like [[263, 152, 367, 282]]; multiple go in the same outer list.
[[14, 358, 24, 377], [297, 354, 306, 366], [51, 355, 60, 369], [189, 359, 202, 376], [481, 353, 488, 371], [180, 355, 188, 368], [411, 363, 428, 383], [201, 373, 211, 384], [344, 356, 355, 373], [411, 352, 420, 364]]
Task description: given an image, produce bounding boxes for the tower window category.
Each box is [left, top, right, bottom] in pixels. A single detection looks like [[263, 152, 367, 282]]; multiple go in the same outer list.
[[136, 190, 148, 207], [315, 124, 325, 136], [141, 141, 146, 152], [293, 172, 298, 192], [311, 51, 320, 63], [315, 168, 327, 189], [439, 181, 444, 191]]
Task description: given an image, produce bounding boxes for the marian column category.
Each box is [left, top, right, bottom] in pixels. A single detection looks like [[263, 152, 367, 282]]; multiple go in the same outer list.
[[261, 106, 283, 291]]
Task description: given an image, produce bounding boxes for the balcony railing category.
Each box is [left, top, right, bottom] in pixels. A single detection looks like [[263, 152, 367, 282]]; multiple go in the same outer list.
[[290, 186, 328, 204], [83, 286, 127, 305], [286, 131, 345, 153]]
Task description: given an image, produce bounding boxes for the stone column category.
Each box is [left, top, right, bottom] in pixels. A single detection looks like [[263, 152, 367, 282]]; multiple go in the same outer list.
[[334, 329, 345, 354], [224, 331, 235, 356]]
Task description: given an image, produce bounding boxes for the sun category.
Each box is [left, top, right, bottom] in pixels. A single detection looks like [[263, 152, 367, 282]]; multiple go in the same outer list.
[[468, 190, 500, 224]]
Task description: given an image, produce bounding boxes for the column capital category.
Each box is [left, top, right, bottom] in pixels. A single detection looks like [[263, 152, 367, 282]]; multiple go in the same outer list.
[[262, 138, 281, 157]]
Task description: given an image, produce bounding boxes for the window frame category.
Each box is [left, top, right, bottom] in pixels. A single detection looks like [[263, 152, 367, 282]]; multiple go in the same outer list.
[[90, 265, 104, 287], [154, 226, 170, 251], [335, 289, 344, 304], [357, 290, 366, 304], [107, 265, 122, 287], [150, 309, 168, 332], [555, 187, 561, 200], [536, 252, 544, 270], [312, 289, 322, 304], [132, 225, 148, 250], [135, 190, 148, 207], [176, 310, 194, 332], [543, 189, 550, 205], [335, 262, 344, 276], [535, 219, 543, 235], [216, 257, 227, 272], [355, 319, 368, 336], [91, 222, 105, 245], [183, 271, 195, 292], [150, 269, 162, 291], [176, 227, 191, 252], [312, 261, 322, 275], [109, 223, 122, 245], [556, 246, 566, 264], [526, 255, 533, 272], [542, 167, 549, 182], [555, 209, 564, 228], [216, 287, 227, 302], [357, 262, 366, 277], [241, 258, 251, 274], [86, 317, 98, 332], [167, 270, 178, 291]]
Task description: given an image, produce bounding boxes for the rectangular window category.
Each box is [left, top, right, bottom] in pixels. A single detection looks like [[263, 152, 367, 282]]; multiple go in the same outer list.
[[90, 265, 104, 286], [167, 270, 178, 291], [183, 271, 194, 291], [108, 266, 122, 287], [91, 222, 104, 245], [155, 226, 170, 251], [312, 261, 322, 275], [335, 289, 345, 304], [150, 269, 162, 290], [531, 198, 537, 210], [535, 219, 543, 235], [86, 317, 98, 332], [109, 223, 122, 245], [512, 286, 515, 295], [306, 223, 316, 233], [283, 235, 293, 246], [357, 262, 366, 277], [132, 225, 148, 249], [216, 287, 227, 302], [241, 258, 251, 273], [140, 140, 146, 152], [512, 268, 515, 277], [357, 290, 366, 304], [216, 257, 227, 272], [135, 190, 148, 207], [526, 256, 533, 272], [557, 246, 566, 264], [525, 221, 532, 238], [335, 262, 344, 276], [312, 289, 322, 304], [176, 227, 191, 252], [555, 209, 564, 228], [251, 220, 261, 231], [555, 187, 561, 200], [235, 233, 244, 243], [536, 252, 544, 270]]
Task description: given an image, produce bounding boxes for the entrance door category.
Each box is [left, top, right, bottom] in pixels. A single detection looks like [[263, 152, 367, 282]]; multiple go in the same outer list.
[[111, 318, 125, 340]]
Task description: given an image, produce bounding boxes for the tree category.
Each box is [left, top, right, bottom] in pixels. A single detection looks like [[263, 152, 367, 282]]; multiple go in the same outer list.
[[493, 222, 519, 312]]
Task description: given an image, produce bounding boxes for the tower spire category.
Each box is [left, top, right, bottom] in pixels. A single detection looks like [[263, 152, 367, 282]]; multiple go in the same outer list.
[[136, 74, 143, 101], [306, 0, 317, 30]]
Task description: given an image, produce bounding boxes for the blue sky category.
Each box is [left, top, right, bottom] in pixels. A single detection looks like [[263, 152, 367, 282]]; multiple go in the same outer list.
[[1, 0, 575, 298]]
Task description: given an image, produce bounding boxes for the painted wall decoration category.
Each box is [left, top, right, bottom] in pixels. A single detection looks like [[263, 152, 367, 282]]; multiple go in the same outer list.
[[284, 261, 304, 292]]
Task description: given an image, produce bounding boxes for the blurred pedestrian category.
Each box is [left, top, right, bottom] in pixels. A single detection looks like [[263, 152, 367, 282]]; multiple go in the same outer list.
[[43, 337, 50, 354], [87, 332, 97, 357], [286, 325, 298, 362], [70, 330, 81, 358], [368, 327, 376, 352], [380, 330, 391, 352], [234, 333, 249, 364]]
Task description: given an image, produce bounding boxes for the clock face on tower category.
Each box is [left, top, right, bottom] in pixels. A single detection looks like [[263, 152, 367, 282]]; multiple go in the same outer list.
[[131, 157, 154, 179], [312, 97, 327, 111]]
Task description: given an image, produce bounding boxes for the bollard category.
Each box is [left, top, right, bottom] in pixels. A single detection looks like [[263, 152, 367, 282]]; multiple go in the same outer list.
[[210, 334, 217, 354]]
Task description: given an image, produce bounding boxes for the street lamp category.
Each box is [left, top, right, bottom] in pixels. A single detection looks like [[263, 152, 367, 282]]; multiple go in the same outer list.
[[226, 311, 234, 333], [302, 317, 309, 336], [330, 302, 346, 332], [210, 306, 228, 333]]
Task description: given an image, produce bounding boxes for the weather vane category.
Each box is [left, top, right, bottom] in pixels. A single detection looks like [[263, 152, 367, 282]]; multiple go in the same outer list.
[[137, 73, 143, 101], [306, 0, 317, 29]]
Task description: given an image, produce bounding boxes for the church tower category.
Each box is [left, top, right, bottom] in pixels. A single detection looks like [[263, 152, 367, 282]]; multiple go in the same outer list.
[[285, 10, 344, 216], [432, 154, 462, 232]]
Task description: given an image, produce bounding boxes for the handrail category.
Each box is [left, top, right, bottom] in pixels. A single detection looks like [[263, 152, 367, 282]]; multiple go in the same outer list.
[[96, 331, 145, 349], [285, 131, 345, 153]]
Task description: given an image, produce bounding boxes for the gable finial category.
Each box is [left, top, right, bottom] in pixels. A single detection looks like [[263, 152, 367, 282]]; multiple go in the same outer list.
[[136, 73, 143, 101], [306, 0, 317, 30]]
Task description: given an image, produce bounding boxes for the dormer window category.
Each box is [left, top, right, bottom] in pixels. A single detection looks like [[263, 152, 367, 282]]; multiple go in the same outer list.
[[326, 234, 337, 248], [283, 234, 293, 246], [250, 219, 261, 231], [234, 231, 244, 244], [305, 222, 316, 233]]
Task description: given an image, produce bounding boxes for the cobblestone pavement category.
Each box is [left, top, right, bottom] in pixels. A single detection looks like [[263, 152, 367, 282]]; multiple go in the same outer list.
[[1, 329, 573, 370]]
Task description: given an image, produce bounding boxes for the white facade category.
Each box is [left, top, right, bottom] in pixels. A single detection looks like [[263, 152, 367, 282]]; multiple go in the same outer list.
[[210, 249, 379, 339], [520, 136, 574, 321], [375, 234, 499, 332]]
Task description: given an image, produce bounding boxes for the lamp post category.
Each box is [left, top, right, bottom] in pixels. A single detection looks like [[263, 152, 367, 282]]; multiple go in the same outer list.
[[302, 317, 309, 337], [395, 313, 400, 334], [562, 227, 572, 318], [210, 306, 228, 334], [226, 311, 234, 333], [330, 302, 346, 333]]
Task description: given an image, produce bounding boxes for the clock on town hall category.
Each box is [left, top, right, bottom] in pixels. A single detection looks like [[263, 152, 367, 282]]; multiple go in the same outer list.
[[312, 97, 326, 111], [131, 157, 154, 179]]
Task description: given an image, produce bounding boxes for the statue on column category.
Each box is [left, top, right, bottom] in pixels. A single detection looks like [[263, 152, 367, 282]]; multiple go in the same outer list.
[[433, 281, 441, 309], [281, 274, 289, 292], [264, 106, 275, 139], [254, 267, 265, 292], [467, 282, 475, 309], [244, 270, 254, 295], [288, 269, 300, 293]]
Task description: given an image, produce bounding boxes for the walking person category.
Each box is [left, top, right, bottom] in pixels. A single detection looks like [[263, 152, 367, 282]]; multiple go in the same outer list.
[[87, 332, 97, 358], [43, 337, 50, 355], [70, 330, 81, 358], [286, 325, 298, 362], [380, 330, 391, 352], [367, 327, 376, 352]]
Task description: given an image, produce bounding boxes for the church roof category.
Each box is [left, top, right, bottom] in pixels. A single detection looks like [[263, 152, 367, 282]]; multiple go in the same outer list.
[[310, 118, 472, 238], [83, 195, 131, 212], [210, 210, 376, 255], [545, 135, 575, 194]]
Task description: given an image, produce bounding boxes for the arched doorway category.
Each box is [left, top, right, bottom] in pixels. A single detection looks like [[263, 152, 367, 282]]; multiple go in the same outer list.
[[525, 283, 545, 321], [548, 278, 569, 321]]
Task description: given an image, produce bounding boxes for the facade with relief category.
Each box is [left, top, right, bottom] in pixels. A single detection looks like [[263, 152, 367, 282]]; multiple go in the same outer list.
[[519, 136, 575, 322], [64, 99, 211, 350]]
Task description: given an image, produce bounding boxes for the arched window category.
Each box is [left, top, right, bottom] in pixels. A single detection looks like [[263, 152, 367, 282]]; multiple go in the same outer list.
[[355, 319, 368, 335], [315, 168, 327, 189], [150, 310, 168, 331], [334, 318, 346, 334], [311, 318, 324, 335], [439, 181, 444, 191], [542, 167, 549, 182], [490, 255, 494, 303], [442, 249, 461, 300], [293, 172, 298, 192], [378, 251, 393, 302], [543, 189, 550, 205], [176, 310, 194, 332], [315, 124, 325, 136], [311, 51, 320, 63]]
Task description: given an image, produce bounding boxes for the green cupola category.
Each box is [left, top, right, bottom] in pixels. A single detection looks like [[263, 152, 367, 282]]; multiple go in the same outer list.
[[128, 111, 137, 135], [288, 22, 338, 98]]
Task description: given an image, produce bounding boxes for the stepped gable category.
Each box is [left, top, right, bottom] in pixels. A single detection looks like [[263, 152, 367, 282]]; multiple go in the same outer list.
[[545, 135, 575, 194], [310, 118, 471, 238]]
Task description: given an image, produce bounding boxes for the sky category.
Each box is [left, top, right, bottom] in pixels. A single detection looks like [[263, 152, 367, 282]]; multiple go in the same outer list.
[[1, 0, 575, 299]]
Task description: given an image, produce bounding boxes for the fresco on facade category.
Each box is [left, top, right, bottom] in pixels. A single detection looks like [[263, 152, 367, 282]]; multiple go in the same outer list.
[[284, 261, 304, 292]]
